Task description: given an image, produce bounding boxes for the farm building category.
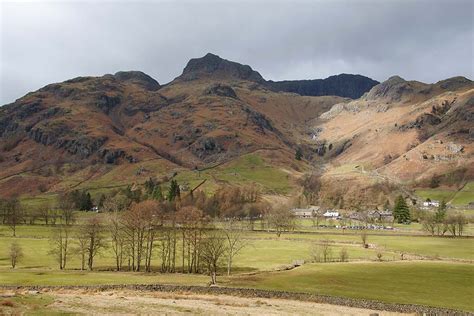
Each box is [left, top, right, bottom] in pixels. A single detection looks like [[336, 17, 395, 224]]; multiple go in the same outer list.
[[368, 210, 394, 222], [291, 206, 319, 218]]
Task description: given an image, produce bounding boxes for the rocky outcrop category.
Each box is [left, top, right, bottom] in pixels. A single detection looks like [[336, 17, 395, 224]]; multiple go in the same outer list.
[[204, 84, 238, 99], [114, 71, 160, 91], [244, 107, 274, 133], [178, 53, 264, 82], [28, 127, 108, 158], [400, 113, 442, 130], [98, 148, 126, 164], [267, 74, 379, 99], [191, 136, 225, 160], [95, 94, 121, 114]]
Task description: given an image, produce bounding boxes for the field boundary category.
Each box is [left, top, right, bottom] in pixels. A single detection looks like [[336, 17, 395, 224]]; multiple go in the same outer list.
[[1, 284, 471, 315]]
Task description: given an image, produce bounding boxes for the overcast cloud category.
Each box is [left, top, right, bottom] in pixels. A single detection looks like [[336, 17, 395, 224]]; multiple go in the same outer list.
[[1, 0, 473, 104]]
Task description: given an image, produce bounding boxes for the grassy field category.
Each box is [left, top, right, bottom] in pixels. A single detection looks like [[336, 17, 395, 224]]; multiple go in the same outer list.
[[1, 220, 473, 311], [226, 261, 474, 312], [416, 181, 474, 206], [0, 262, 472, 312]]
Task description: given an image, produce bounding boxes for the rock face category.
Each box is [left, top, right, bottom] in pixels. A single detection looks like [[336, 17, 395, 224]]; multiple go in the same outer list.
[[178, 53, 265, 82], [267, 74, 379, 99], [204, 84, 238, 99]]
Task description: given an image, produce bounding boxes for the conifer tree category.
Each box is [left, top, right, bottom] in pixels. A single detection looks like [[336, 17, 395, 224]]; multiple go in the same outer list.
[[393, 195, 410, 223]]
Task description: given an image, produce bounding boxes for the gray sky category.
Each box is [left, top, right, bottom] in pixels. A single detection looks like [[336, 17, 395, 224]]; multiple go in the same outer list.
[[1, 0, 473, 105]]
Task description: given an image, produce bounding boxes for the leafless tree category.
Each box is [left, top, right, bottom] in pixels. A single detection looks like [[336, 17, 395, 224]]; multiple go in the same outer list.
[[311, 239, 332, 262], [200, 229, 228, 285], [446, 213, 468, 237], [223, 219, 248, 275], [421, 213, 437, 236], [176, 206, 206, 273], [266, 206, 296, 237], [311, 209, 323, 228], [339, 247, 349, 262], [57, 193, 76, 226], [74, 230, 88, 270], [9, 242, 23, 268], [360, 230, 368, 248], [107, 211, 126, 271], [122, 200, 161, 272], [49, 224, 71, 270], [38, 204, 51, 225], [80, 216, 105, 271], [4, 198, 24, 237]]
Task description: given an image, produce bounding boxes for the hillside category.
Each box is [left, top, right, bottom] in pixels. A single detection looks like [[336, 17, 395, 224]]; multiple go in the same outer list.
[[312, 75, 474, 206], [0, 54, 472, 207]]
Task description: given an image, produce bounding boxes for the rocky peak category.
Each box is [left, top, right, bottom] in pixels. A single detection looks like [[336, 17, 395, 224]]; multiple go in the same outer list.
[[114, 71, 160, 91], [436, 76, 473, 91], [178, 53, 265, 82], [365, 75, 414, 101]]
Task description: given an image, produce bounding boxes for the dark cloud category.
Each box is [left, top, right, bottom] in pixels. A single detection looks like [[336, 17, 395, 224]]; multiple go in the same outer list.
[[1, 0, 473, 104]]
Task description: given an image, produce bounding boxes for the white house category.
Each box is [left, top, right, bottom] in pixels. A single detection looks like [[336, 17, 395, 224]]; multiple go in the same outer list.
[[423, 200, 440, 208], [323, 211, 339, 218]]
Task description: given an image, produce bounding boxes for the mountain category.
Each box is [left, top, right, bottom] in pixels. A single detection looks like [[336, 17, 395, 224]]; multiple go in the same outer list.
[[0, 53, 472, 207], [267, 74, 379, 99]]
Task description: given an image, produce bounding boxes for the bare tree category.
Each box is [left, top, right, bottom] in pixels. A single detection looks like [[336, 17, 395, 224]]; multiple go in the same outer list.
[[38, 204, 51, 225], [4, 198, 23, 237], [81, 216, 105, 271], [74, 230, 88, 270], [339, 247, 349, 262], [266, 206, 296, 237], [421, 213, 437, 236], [311, 209, 323, 228], [200, 229, 228, 285], [9, 242, 23, 268], [360, 230, 368, 248], [311, 239, 332, 262], [223, 219, 248, 275], [57, 193, 76, 226], [107, 211, 126, 271], [446, 213, 468, 237], [176, 206, 205, 273], [49, 224, 71, 270], [122, 200, 160, 272]]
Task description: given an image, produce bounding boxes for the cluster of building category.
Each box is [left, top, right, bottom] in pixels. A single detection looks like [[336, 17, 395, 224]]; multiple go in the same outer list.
[[290, 206, 394, 224]]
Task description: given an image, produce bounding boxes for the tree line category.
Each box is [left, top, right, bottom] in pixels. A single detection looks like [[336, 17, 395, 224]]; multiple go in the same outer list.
[[3, 181, 298, 284]]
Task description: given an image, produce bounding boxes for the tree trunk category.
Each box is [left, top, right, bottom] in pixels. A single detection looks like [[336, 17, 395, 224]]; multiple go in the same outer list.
[[227, 255, 232, 276]]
